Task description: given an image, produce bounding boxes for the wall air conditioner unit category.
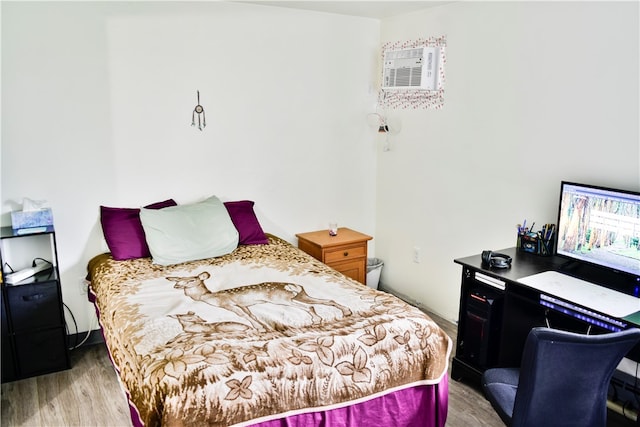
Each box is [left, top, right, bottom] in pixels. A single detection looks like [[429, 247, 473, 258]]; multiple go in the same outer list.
[[382, 46, 440, 91]]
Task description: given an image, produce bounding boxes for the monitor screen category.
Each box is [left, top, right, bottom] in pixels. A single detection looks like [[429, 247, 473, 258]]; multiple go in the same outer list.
[[556, 181, 640, 278]]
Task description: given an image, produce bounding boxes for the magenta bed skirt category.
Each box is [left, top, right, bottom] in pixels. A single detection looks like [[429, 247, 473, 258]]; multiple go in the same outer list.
[[123, 373, 448, 427], [125, 378, 448, 427], [252, 379, 449, 427]]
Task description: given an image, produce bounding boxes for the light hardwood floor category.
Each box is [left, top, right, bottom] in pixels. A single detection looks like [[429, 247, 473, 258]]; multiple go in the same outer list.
[[1, 312, 636, 426]]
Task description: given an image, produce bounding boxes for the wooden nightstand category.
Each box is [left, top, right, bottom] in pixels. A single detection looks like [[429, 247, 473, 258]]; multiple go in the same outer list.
[[296, 228, 372, 285]]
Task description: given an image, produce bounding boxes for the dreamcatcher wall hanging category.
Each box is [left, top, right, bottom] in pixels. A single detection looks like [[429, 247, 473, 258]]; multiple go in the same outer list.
[[378, 36, 447, 110], [191, 90, 206, 131]]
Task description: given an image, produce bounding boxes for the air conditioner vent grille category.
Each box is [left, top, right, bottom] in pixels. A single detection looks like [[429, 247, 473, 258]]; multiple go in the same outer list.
[[411, 67, 422, 86], [382, 46, 439, 91]]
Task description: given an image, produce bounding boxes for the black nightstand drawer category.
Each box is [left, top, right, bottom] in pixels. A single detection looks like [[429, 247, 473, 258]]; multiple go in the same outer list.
[[14, 328, 69, 377], [6, 282, 64, 332]]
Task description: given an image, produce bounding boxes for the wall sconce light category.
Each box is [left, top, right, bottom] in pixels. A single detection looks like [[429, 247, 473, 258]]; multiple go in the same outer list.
[[368, 112, 391, 152], [368, 113, 388, 133], [191, 90, 206, 131]]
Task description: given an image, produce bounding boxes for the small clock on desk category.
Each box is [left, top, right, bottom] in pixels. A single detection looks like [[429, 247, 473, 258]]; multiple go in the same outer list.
[[296, 228, 372, 285]]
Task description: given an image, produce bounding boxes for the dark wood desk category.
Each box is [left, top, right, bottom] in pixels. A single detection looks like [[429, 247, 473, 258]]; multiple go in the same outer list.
[[451, 248, 640, 384]]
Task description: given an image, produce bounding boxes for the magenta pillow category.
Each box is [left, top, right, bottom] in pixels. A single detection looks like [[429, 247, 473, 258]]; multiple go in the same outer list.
[[100, 199, 177, 260], [223, 200, 269, 245]]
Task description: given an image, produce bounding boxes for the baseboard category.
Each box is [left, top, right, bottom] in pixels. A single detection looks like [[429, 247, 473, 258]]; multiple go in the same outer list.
[[67, 329, 104, 349], [378, 282, 421, 306], [379, 282, 457, 326]]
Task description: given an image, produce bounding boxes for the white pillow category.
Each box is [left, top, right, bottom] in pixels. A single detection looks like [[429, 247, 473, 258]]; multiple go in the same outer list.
[[140, 195, 239, 265]]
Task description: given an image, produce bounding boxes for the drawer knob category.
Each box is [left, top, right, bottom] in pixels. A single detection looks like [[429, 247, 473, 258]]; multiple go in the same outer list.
[[343, 251, 349, 257]]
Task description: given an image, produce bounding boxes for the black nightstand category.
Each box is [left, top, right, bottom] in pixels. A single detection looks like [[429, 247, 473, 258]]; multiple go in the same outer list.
[[1, 226, 70, 382]]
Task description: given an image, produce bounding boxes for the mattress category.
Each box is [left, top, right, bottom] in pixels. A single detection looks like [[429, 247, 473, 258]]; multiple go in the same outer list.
[[88, 234, 451, 426]]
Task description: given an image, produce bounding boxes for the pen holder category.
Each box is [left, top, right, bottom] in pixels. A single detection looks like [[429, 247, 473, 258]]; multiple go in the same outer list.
[[517, 231, 555, 256]]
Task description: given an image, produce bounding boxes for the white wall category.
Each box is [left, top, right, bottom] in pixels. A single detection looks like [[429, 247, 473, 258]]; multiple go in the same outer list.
[[3, 1, 639, 333], [377, 1, 640, 322], [1, 2, 380, 332]]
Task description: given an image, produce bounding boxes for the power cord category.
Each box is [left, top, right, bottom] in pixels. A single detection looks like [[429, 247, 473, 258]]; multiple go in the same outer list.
[[73, 315, 98, 349], [63, 296, 100, 350], [544, 311, 551, 328], [63, 303, 79, 350], [32, 257, 54, 280], [32, 257, 52, 268]]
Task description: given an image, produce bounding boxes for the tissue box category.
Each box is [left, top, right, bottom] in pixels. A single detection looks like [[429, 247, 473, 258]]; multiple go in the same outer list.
[[11, 208, 54, 230]]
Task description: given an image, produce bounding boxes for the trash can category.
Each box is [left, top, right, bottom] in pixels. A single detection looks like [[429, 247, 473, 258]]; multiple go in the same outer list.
[[366, 258, 383, 289]]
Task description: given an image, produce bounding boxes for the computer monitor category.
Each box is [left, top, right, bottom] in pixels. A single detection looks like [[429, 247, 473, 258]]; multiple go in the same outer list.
[[556, 181, 640, 280]]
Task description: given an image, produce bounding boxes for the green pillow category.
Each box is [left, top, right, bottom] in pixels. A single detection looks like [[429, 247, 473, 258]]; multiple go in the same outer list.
[[140, 196, 239, 265]]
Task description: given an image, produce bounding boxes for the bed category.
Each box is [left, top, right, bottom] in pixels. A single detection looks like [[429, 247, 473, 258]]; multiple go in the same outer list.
[[88, 196, 452, 427]]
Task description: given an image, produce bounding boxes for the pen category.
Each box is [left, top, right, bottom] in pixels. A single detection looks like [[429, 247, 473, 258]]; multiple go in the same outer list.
[[546, 227, 554, 243]]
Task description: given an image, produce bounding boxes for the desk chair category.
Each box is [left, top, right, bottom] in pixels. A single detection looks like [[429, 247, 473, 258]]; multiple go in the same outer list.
[[482, 327, 640, 427]]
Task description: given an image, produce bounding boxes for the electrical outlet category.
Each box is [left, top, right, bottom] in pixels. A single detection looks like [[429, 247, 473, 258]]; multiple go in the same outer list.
[[413, 247, 421, 263], [79, 278, 89, 295]]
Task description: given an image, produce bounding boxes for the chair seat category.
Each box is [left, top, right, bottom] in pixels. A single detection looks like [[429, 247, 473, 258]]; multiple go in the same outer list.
[[482, 368, 520, 425]]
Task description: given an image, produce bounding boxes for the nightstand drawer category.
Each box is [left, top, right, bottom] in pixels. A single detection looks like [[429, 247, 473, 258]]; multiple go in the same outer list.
[[6, 282, 63, 332], [329, 259, 364, 283], [14, 328, 69, 377], [324, 244, 366, 263]]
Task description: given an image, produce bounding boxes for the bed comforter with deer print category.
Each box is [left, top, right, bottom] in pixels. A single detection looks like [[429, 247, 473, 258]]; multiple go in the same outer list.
[[88, 234, 451, 427]]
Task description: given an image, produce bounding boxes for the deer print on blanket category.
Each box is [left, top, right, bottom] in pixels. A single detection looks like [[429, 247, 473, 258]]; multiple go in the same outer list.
[[169, 311, 251, 334], [167, 272, 352, 329]]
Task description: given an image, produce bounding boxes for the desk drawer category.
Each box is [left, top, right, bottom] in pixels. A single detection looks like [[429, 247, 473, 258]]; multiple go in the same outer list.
[[324, 244, 366, 263]]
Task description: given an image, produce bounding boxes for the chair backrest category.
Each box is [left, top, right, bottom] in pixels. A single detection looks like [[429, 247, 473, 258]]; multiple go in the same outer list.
[[512, 327, 640, 427]]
